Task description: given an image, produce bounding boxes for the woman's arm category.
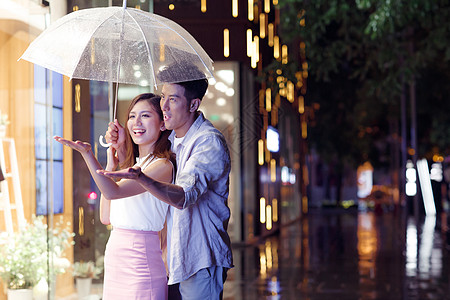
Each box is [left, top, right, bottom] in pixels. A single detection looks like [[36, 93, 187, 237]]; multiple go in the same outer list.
[[99, 147, 116, 225], [54, 136, 174, 200]]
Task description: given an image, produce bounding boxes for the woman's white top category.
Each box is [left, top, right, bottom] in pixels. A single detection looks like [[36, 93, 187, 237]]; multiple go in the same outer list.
[[110, 155, 171, 231]]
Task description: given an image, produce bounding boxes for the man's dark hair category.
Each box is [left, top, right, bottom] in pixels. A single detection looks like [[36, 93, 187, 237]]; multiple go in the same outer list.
[[158, 61, 209, 101]]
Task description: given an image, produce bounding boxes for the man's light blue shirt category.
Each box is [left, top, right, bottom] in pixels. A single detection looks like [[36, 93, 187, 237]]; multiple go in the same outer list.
[[166, 112, 233, 285]]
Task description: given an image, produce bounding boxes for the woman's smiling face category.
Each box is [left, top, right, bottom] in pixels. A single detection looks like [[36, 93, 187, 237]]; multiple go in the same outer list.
[[127, 100, 165, 156]]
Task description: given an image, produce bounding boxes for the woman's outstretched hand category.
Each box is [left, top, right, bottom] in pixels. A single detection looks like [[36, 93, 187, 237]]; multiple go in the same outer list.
[[54, 136, 91, 154], [97, 166, 142, 180]]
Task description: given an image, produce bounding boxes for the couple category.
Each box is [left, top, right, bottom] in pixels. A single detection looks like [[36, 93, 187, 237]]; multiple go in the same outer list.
[[54, 63, 233, 299]]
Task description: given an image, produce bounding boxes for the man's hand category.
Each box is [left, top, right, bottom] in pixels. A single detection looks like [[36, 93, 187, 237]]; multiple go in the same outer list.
[[97, 166, 142, 180]]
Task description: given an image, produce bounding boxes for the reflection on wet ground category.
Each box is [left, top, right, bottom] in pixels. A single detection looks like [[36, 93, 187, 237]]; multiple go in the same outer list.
[[224, 209, 450, 300]]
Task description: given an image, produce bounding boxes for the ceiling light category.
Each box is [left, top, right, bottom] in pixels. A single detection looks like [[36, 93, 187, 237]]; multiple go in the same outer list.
[[225, 88, 235, 96], [216, 98, 227, 106]]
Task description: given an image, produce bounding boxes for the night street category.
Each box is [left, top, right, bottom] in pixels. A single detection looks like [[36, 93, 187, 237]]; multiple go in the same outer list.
[[224, 209, 450, 300]]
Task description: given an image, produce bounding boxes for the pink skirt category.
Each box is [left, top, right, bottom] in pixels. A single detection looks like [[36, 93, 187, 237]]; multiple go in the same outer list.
[[103, 228, 168, 300]]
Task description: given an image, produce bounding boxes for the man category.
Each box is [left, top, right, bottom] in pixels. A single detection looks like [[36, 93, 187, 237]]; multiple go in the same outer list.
[[103, 62, 233, 299]]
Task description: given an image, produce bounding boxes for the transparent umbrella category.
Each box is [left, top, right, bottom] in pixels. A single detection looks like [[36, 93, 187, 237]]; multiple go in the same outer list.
[[20, 1, 213, 145]]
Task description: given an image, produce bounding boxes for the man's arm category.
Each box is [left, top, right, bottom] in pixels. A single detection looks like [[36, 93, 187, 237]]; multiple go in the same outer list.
[[98, 167, 186, 209]]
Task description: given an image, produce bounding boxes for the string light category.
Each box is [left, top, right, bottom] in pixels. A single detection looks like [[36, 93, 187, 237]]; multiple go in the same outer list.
[[247, 29, 253, 57], [272, 198, 278, 222], [223, 29, 230, 57], [201, 0, 206, 13], [298, 96, 304, 114], [258, 139, 264, 165], [248, 0, 254, 21], [260, 197, 266, 223], [266, 205, 272, 229], [270, 159, 276, 182], [264, 0, 270, 13], [232, 0, 238, 17], [260, 13, 266, 38], [274, 36, 280, 59], [282, 45, 288, 64], [266, 88, 272, 112], [268, 23, 274, 46]]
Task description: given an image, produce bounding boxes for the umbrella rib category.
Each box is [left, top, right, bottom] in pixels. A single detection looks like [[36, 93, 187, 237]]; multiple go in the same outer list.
[[131, 9, 213, 78], [125, 9, 157, 87]]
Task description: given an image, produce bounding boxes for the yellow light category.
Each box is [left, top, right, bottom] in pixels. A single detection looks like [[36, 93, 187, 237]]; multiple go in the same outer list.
[[302, 120, 307, 138], [298, 96, 305, 114], [201, 0, 207, 12], [273, 198, 278, 222], [232, 0, 238, 17], [270, 159, 276, 182], [274, 36, 280, 59], [78, 206, 84, 236], [300, 18, 305, 26], [282, 44, 288, 64], [264, 0, 270, 13], [266, 205, 272, 230], [302, 196, 308, 214], [75, 84, 81, 113], [260, 13, 266, 38], [273, 0, 278, 5], [260, 197, 266, 223], [258, 139, 264, 165], [223, 29, 230, 57], [268, 23, 274, 47], [266, 241, 273, 269], [251, 36, 259, 69], [73, 5, 79, 11], [169, 4, 175, 10], [254, 36, 260, 62], [287, 81, 294, 102], [246, 29, 253, 57], [302, 61, 308, 70], [135, 5, 141, 9], [266, 88, 271, 112], [160, 44, 165, 62], [248, 0, 254, 21], [260, 250, 267, 277]]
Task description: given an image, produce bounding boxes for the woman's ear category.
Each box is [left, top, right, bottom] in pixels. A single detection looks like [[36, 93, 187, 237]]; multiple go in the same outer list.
[[189, 98, 201, 112]]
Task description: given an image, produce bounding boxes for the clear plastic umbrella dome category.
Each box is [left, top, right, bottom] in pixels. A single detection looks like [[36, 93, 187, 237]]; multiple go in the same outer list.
[[19, 6, 214, 87]]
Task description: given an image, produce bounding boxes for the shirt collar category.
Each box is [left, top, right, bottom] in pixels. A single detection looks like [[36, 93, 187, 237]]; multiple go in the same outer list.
[[169, 112, 205, 145]]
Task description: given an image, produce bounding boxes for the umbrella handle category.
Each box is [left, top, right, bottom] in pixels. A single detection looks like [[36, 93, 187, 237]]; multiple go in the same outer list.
[[99, 135, 112, 148]]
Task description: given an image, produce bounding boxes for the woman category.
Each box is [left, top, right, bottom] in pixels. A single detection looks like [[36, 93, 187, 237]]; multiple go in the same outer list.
[[54, 93, 174, 299]]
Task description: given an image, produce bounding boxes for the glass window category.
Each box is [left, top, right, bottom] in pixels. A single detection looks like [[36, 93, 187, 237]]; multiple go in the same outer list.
[[34, 66, 64, 215]]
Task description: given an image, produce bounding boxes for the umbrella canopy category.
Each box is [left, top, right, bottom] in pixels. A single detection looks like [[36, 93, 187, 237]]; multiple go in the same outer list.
[[20, 5, 214, 87]]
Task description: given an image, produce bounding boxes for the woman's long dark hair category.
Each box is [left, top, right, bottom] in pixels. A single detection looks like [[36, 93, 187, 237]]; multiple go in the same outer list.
[[120, 93, 175, 170]]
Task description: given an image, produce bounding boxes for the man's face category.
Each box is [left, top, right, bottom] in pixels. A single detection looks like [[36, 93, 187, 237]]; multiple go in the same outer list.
[[160, 83, 192, 137]]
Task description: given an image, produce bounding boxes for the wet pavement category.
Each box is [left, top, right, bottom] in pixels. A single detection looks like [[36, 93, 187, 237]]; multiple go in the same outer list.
[[224, 209, 450, 300]]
